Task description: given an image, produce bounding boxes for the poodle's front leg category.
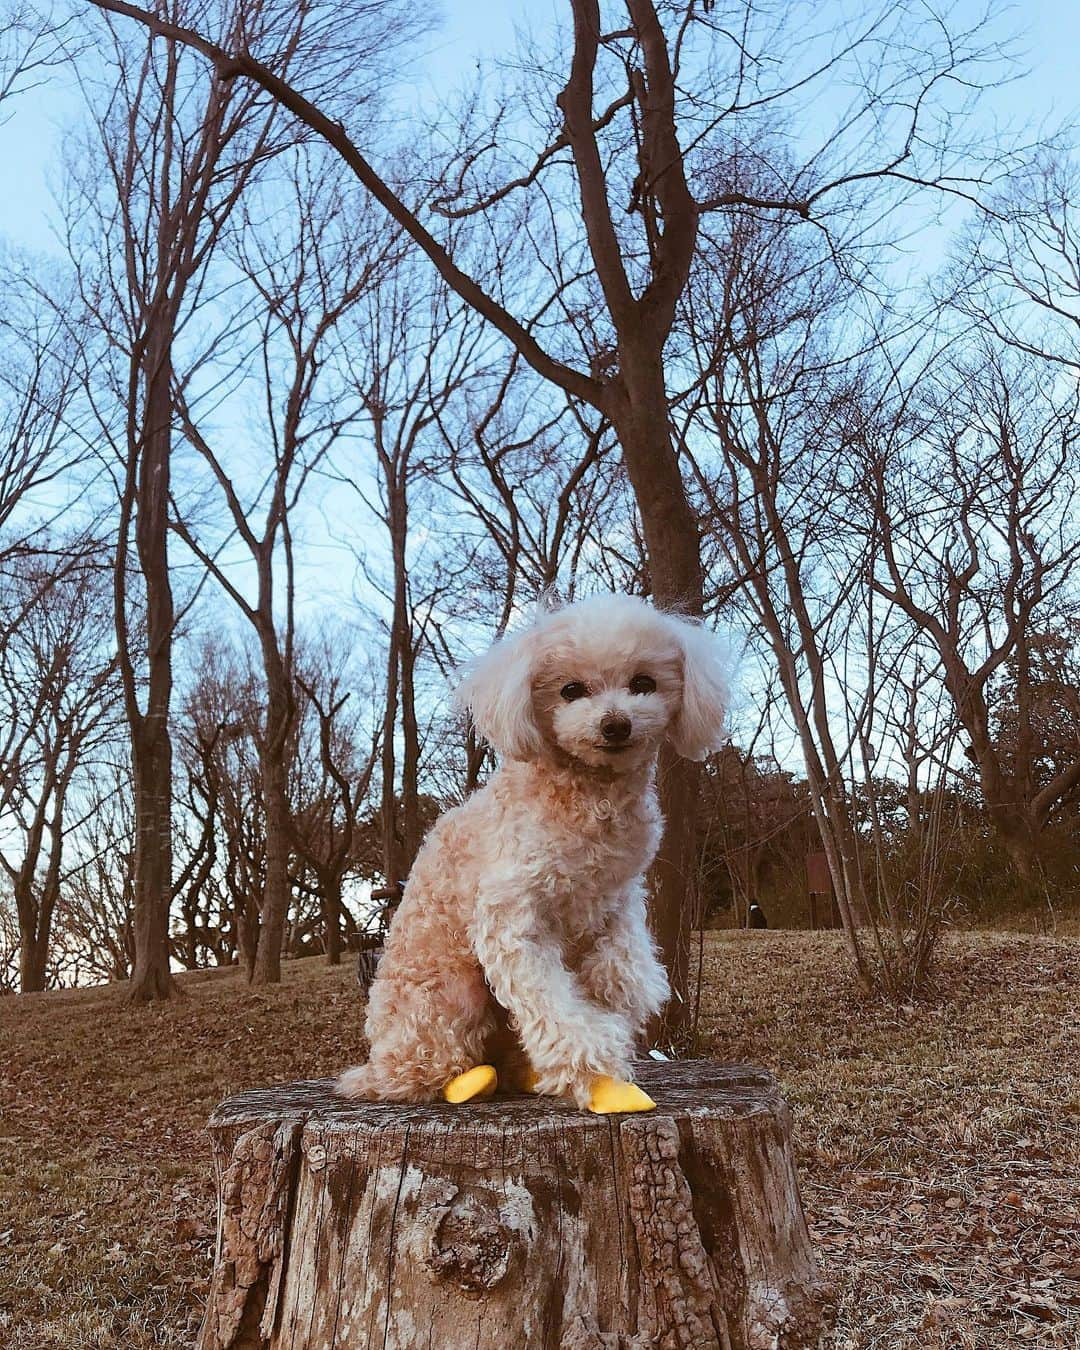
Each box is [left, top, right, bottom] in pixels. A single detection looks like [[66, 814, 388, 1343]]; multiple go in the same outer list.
[[578, 880, 670, 1039], [471, 878, 634, 1108]]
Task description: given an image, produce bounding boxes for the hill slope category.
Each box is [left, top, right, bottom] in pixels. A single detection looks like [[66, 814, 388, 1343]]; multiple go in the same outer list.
[[1, 932, 1077, 1348]]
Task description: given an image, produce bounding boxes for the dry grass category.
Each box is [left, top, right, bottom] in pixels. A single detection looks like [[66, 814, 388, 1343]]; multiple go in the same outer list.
[[698, 932, 1079, 1346], [0, 931, 1077, 1348]]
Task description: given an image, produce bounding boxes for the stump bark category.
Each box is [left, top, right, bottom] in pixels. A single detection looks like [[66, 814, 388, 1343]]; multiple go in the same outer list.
[[199, 1061, 833, 1349]]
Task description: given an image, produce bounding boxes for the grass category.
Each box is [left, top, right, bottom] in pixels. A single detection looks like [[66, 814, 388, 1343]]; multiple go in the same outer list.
[[1, 931, 1077, 1348]]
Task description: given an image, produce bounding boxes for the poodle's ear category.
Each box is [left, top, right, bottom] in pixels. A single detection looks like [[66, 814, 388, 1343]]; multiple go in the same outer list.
[[453, 628, 541, 762], [667, 615, 729, 761]]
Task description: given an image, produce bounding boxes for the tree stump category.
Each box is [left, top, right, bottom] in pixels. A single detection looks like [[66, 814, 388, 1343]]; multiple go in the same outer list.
[[198, 1061, 833, 1349]]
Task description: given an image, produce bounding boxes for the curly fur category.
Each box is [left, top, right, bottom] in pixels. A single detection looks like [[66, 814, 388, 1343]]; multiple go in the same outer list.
[[337, 594, 728, 1108]]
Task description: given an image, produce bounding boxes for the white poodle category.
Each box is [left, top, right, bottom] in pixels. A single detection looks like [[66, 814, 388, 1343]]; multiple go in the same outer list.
[[337, 593, 727, 1113]]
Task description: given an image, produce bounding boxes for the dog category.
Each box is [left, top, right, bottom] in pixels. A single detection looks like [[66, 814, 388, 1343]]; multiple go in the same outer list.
[[337, 593, 728, 1111]]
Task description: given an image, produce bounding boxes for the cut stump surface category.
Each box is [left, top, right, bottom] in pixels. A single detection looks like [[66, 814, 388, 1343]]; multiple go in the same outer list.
[[199, 1061, 833, 1349]]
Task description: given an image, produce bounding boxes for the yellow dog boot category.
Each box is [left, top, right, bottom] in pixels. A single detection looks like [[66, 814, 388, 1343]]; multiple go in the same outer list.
[[442, 1064, 498, 1103], [588, 1074, 656, 1115]]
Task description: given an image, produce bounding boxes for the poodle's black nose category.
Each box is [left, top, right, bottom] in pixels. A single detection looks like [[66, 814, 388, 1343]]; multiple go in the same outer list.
[[601, 713, 632, 743]]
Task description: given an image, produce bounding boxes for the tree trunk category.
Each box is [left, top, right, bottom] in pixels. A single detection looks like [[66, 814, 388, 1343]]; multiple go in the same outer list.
[[324, 874, 342, 966], [252, 750, 291, 986], [17, 921, 49, 994], [251, 616, 298, 986], [652, 749, 701, 1045], [380, 481, 415, 888], [198, 1061, 832, 1350], [998, 814, 1044, 888], [14, 861, 49, 993], [398, 629, 422, 871], [237, 899, 259, 981], [607, 358, 706, 1049], [125, 336, 178, 1003], [128, 717, 178, 1001], [379, 618, 404, 889]]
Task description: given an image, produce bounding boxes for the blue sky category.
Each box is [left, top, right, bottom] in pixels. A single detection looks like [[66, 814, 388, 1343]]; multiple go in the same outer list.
[[1, 1, 1076, 769], [2, 1, 1076, 255], [0, 1, 534, 252]]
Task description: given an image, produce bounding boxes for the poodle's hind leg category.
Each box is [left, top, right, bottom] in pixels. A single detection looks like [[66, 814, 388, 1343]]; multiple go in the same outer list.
[[337, 963, 494, 1103]]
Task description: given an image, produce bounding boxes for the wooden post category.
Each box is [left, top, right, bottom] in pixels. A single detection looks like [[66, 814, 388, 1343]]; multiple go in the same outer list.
[[199, 1061, 833, 1349]]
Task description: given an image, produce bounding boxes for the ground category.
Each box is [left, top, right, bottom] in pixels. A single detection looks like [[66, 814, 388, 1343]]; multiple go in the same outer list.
[[0, 931, 1077, 1348]]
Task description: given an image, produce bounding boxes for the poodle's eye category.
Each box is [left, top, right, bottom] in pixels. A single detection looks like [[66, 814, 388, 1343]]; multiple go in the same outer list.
[[560, 681, 588, 702], [629, 674, 656, 695]]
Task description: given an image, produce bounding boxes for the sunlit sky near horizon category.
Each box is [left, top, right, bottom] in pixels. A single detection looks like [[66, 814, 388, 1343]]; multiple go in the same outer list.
[[1, 1, 1078, 255]]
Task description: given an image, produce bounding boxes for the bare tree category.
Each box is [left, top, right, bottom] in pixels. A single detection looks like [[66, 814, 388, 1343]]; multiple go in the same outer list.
[[92, 0, 1011, 1033], [680, 186, 965, 989], [0, 899, 19, 993], [71, 0, 422, 997], [0, 261, 96, 573], [420, 372, 634, 810], [293, 643, 380, 964], [990, 627, 1080, 849], [67, 5, 283, 999], [331, 250, 489, 885], [0, 544, 120, 991], [172, 659, 245, 971], [170, 154, 396, 984], [865, 348, 1080, 885], [0, 2, 72, 113], [698, 680, 812, 929], [54, 757, 137, 987], [955, 150, 1080, 371], [436, 363, 631, 620], [177, 643, 266, 970]]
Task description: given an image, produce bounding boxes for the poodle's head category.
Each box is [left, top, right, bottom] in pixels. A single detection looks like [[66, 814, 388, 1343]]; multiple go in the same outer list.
[[454, 594, 728, 772]]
